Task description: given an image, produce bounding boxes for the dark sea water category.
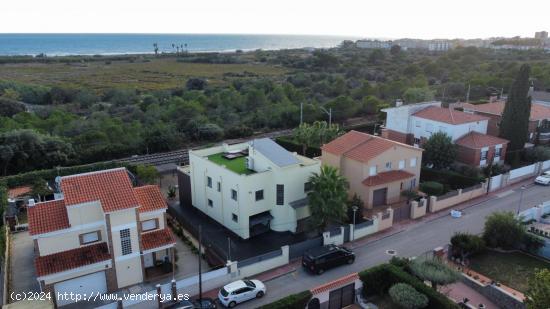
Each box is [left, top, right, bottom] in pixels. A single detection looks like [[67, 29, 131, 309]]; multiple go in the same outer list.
[[0, 33, 357, 56]]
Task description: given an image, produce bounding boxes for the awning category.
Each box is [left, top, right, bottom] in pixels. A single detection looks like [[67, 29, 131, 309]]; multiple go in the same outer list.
[[249, 211, 274, 226], [289, 197, 309, 209]]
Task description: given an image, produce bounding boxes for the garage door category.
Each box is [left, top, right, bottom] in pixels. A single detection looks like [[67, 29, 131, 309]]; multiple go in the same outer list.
[[328, 283, 355, 309], [372, 188, 387, 207], [54, 271, 107, 306]]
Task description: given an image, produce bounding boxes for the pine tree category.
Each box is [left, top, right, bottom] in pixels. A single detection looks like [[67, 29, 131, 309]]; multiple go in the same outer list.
[[500, 64, 531, 163]]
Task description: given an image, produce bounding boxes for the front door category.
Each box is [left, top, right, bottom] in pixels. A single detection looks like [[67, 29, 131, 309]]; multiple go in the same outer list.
[[372, 188, 387, 207]]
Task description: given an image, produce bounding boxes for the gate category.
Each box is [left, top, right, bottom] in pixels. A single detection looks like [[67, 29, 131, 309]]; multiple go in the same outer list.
[[393, 203, 411, 223], [328, 283, 355, 309], [343, 225, 351, 243]]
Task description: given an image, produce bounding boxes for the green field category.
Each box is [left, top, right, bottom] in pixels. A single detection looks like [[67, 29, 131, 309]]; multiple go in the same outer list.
[[207, 153, 255, 175], [469, 251, 550, 292], [0, 57, 288, 91]]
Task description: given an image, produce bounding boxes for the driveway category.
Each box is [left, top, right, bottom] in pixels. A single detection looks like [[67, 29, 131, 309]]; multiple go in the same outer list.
[[10, 231, 39, 295], [238, 182, 550, 308]]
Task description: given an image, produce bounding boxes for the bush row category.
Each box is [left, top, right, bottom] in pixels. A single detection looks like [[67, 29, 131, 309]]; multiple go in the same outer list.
[[275, 137, 321, 158], [359, 263, 459, 309], [259, 290, 312, 309], [420, 167, 484, 190], [2, 161, 133, 188]]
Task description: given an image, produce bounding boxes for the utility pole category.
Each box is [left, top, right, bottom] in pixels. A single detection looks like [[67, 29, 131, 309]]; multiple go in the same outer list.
[[198, 225, 203, 300], [300, 102, 303, 125], [329, 108, 332, 127], [466, 83, 471, 103]]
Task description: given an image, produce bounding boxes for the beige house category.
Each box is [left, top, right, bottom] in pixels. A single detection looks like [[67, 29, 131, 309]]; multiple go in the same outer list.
[[322, 131, 423, 209], [28, 168, 175, 307]]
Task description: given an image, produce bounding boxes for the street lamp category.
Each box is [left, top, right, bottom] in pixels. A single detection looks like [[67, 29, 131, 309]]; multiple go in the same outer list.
[[352, 205, 359, 241], [319, 106, 333, 127], [517, 185, 526, 215]]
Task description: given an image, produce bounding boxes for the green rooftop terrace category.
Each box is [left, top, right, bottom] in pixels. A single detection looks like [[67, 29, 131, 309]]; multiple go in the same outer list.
[[207, 153, 256, 175]]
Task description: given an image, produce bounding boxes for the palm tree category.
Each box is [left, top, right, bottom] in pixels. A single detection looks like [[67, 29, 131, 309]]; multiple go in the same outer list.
[[307, 165, 349, 233]]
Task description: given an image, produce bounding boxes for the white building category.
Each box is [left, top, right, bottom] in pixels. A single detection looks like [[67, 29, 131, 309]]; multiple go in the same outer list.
[[356, 40, 392, 49], [428, 40, 451, 51], [184, 138, 321, 239]]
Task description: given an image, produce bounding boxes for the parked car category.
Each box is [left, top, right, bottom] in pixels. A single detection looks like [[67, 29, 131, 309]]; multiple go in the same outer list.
[[535, 171, 550, 185], [218, 279, 266, 307], [302, 244, 355, 275], [166, 300, 195, 309]]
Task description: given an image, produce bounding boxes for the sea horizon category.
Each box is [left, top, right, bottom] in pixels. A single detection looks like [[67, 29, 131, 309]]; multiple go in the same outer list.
[[0, 33, 360, 57]]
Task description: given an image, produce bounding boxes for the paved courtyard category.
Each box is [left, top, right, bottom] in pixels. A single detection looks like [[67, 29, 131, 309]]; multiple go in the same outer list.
[[10, 231, 39, 295]]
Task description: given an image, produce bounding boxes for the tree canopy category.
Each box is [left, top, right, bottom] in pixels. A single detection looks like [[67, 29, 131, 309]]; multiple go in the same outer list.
[[422, 132, 456, 169], [526, 268, 550, 309], [409, 258, 461, 290]]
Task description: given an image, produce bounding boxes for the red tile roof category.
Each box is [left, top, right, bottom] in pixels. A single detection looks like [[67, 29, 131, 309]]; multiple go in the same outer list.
[[61, 168, 139, 213], [141, 228, 176, 251], [455, 131, 509, 149], [311, 272, 359, 295], [463, 101, 550, 121], [35, 242, 111, 277], [28, 200, 70, 236], [413, 106, 488, 124], [134, 185, 167, 213], [8, 186, 32, 199], [362, 170, 415, 187], [322, 131, 420, 163]]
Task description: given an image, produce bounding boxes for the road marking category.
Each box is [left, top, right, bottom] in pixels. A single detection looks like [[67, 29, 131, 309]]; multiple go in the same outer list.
[[496, 190, 514, 198]]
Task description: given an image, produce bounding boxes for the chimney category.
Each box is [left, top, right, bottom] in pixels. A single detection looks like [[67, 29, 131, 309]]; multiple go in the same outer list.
[[28, 199, 35, 207], [395, 99, 403, 107]]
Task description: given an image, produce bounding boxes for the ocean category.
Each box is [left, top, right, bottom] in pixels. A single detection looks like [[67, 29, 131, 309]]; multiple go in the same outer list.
[[0, 33, 357, 56]]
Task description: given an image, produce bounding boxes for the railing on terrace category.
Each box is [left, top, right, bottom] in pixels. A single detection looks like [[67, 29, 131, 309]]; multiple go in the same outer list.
[[238, 248, 282, 267]]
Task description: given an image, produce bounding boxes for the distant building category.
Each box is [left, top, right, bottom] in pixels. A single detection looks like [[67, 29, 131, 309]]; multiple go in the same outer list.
[[356, 40, 392, 49], [181, 138, 320, 239], [428, 40, 451, 51], [535, 31, 548, 39]]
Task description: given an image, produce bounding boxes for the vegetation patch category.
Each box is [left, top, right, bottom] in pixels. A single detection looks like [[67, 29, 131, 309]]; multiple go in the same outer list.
[[207, 153, 255, 175]]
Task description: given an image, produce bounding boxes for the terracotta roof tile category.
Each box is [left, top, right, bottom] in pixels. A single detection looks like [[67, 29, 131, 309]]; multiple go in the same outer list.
[[323, 131, 420, 163], [8, 186, 32, 199], [311, 272, 359, 295], [413, 106, 488, 124], [362, 170, 415, 187], [463, 101, 550, 121], [61, 168, 139, 213], [134, 185, 167, 213], [28, 200, 70, 236], [35, 242, 111, 277], [141, 228, 176, 251], [455, 131, 509, 149]]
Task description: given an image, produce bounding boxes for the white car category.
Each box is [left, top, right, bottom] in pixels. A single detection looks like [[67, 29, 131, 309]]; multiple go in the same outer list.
[[218, 279, 266, 307], [535, 171, 550, 185]]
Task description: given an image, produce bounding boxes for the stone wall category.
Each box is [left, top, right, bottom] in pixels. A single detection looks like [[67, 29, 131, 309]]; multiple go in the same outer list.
[[461, 275, 525, 309]]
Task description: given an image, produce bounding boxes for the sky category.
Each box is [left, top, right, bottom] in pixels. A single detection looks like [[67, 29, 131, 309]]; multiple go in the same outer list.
[[3, 0, 549, 39]]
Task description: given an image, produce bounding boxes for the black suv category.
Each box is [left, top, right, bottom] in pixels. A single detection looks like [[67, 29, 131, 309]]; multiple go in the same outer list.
[[302, 245, 355, 275]]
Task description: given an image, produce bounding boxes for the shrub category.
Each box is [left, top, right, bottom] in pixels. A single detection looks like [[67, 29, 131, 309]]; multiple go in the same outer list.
[[420, 167, 483, 189], [409, 258, 461, 290], [389, 283, 429, 309], [482, 211, 525, 249], [420, 181, 444, 196], [524, 146, 550, 163], [260, 290, 312, 309], [359, 264, 459, 309], [450, 232, 486, 260]]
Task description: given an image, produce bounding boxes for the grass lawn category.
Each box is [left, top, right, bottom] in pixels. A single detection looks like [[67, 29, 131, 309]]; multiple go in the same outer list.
[[207, 153, 255, 175], [468, 251, 550, 292], [0, 57, 288, 91]]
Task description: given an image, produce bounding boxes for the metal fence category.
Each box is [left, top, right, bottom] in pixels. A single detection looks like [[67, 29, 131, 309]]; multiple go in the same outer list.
[[355, 219, 374, 229], [462, 183, 482, 193], [289, 236, 323, 259], [436, 189, 459, 201], [238, 248, 283, 267]]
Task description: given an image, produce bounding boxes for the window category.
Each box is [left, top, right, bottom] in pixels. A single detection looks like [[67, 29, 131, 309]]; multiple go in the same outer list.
[[276, 184, 284, 205], [255, 190, 264, 201], [410, 157, 417, 167], [426, 123, 433, 133], [398, 160, 405, 169], [141, 219, 158, 232], [120, 229, 132, 256], [495, 147, 502, 157], [208, 199, 213, 207], [207, 177, 212, 188], [231, 189, 238, 201], [410, 178, 416, 189], [385, 162, 392, 170], [80, 231, 100, 245], [217, 182, 221, 192], [413, 137, 421, 145], [369, 166, 377, 176], [415, 120, 421, 127], [304, 182, 313, 193], [481, 150, 488, 160], [232, 213, 238, 222]]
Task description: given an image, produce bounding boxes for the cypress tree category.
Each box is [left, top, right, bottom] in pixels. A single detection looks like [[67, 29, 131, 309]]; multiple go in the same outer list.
[[500, 64, 531, 163]]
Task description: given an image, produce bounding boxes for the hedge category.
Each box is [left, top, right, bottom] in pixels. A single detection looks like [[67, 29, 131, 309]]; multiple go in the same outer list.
[[420, 181, 444, 196], [359, 264, 459, 309], [259, 290, 312, 309], [276, 137, 321, 158], [0, 180, 7, 220], [1, 161, 132, 188], [420, 167, 484, 190]]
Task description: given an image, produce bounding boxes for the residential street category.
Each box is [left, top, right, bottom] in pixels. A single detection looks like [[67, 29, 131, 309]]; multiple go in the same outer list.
[[240, 182, 550, 308]]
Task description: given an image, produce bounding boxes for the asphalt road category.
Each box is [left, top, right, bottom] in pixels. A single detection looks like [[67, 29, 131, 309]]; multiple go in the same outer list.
[[239, 183, 550, 308]]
